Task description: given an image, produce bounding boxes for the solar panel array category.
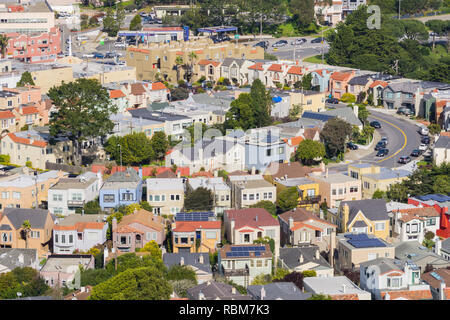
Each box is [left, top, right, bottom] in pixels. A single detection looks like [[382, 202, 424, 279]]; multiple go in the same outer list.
[[225, 246, 266, 258], [175, 212, 214, 221], [344, 233, 386, 248], [430, 272, 443, 281], [302, 112, 335, 122], [416, 194, 450, 202]]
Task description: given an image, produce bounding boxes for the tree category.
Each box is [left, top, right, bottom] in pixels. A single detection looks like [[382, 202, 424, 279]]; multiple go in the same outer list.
[[175, 56, 184, 83], [170, 87, 189, 101], [89, 267, 172, 300], [308, 294, 332, 300], [150, 131, 169, 160], [250, 79, 273, 128], [250, 201, 277, 216], [433, 175, 450, 194], [104, 132, 154, 166], [81, 269, 113, 287], [224, 93, 256, 130], [0, 34, 9, 58], [48, 79, 117, 165], [320, 118, 353, 159], [129, 14, 142, 31], [401, 20, 429, 41], [357, 105, 370, 124], [21, 220, 31, 249], [386, 182, 410, 202], [343, 268, 360, 285], [140, 240, 162, 260], [185, 52, 198, 83], [289, 0, 316, 33], [289, 104, 303, 120], [105, 253, 166, 275], [140, 201, 153, 212], [428, 123, 441, 135], [302, 270, 317, 277], [300, 73, 313, 90], [184, 187, 214, 211], [295, 139, 325, 165], [253, 236, 275, 253], [274, 271, 304, 290], [167, 265, 197, 282], [372, 190, 386, 199], [425, 20, 448, 51], [272, 268, 290, 280], [340, 93, 356, 103], [79, 200, 101, 215], [102, 8, 119, 37], [250, 274, 272, 285], [277, 187, 299, 212], [17, 71, 35, 87], [0, 267, 49, 300]]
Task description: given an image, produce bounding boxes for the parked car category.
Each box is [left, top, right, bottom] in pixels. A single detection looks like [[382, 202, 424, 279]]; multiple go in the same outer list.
[[82, 53, 94, 58], [375, 141, 387, 151], [326, 98, 339, 104], [421, 136, 431, 144], [253, 41, 268, 50], [381, 137, 388, 145], [397, 107, 414, 116], [419, 127, 429, 135], [76, 35, 88, 41], [93, 52, 105, 59], [311, 37, 325, 43], [398, 156, 411, 164], [291, 38, 307, 45], [114, 42, 126, 48], [116, 60, 126, 66], [370, 121, 381, 129], [272, 40, 288, 47], [376, 148, 389, 157], [418, 143, 428, 151], [347, 142, 359, 150], [410, 149, 421, 157]]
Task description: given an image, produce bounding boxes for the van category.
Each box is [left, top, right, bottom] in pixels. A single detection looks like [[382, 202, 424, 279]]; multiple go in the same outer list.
[[76, 35, 88, 41]]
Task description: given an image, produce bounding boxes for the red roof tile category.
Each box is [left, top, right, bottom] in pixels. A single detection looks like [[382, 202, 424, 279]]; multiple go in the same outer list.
[[0, 110, 15, 119], [225, 208, 279, 230], [330, 71, 354, 82], [283, 136, 304, 147], [173, 221, 221, 232], [19, 106, 39, 115], [131, 83, 146, 96], [109, 89, 126, 99], [198, 59, 220, 67], [287, 66, 303, 75], [380, 289, 432, 300], [268, 64, 282, 72], [151, 82, 168, 91], [291, 222, 323, 232], [7, 132, 47, 148], [191, 171, 214, 178], [331, 294, 359, 300], [279, 207, 337, 228], [369, 80, 388, 88], [128, 47, 150, 54], [249, 63, 264, 71], [54, 222, 105, 232], [396, 207, 440, 217]]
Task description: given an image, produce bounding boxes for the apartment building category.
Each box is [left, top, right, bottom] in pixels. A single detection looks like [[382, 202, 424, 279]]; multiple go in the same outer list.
[[0, 2, 55, 34], [147, 178, 185, 215]]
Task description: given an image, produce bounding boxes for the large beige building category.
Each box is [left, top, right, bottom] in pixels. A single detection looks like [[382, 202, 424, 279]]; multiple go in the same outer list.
[[125, 39, 264, 83], [0, 2, 55, 33]]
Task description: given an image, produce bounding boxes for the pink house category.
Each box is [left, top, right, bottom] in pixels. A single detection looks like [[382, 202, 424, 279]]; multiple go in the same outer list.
[[112, 209, 166, 252], [5, 27, 61, 63], [329, 70, 356, 99]]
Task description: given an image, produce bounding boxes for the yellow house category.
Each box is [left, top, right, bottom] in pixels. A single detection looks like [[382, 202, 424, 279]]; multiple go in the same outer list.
[[348, 163, 410, 199], [272, 177, 320, 211], [334, 199, 390, 240], [290, 90, 326, 114], [172, 220, 221, 253]]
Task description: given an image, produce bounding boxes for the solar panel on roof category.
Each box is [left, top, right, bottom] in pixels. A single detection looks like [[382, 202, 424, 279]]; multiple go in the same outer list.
[[176, 212, 214, 221], [255, 252, 261, 256], [430, 272, 443, 281]]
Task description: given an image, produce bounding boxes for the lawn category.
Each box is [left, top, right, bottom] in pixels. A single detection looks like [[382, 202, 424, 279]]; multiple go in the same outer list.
[[304, 55, 325, 64]]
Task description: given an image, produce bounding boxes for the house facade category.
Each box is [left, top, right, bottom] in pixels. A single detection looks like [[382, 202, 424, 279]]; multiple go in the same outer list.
[[172, 220, 221, 253], [147, 178, 185, 216]]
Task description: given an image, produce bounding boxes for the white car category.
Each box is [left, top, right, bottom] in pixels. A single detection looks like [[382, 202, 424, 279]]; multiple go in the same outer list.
[[82, 53, 94, 58], [114, 42, 126, 48], [418, 143, 428, 151], [76, 35, 88, 41], [420, 127, 429, 135]]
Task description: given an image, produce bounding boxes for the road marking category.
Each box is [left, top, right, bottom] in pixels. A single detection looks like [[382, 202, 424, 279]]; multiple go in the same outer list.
[[370, 115, 407, 164]]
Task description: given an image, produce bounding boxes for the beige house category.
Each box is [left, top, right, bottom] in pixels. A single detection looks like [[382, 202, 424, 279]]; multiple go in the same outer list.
[[234, 178, 277, 209], [29, 65, 74, 93], [433, 135, 450, 166], [187, 177, 231, 215], [147, 178, 185, 215], [1, 128, 73, 169], [196, 59, 222, 83], [290, 90, 326, 114], [309, 171, 362, 209], [125, 39, 264, 83], [348, 163, 410, 199]]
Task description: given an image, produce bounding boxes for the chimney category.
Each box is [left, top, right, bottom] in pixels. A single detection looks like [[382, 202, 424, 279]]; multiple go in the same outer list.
[[289, 216, 294, 229], [82, 209, 84, 216], [315, 249, 320, 260], [353, 104, 358, 118], [341, 284, 346, 293], [251, 166, 256, 175], [320, 162, 325, 172], [138, 167, 143, 179], [299, 254, 304, 264], [435, 238, 442, 256], [255, 215, 258, 222], [342, 204, 350, 233], [439, 281, 446, 300], [260, 287, 266, 300], [231, 287, 236, 295], [199, 254, 204, 264], [112, 217, 117, 232], [198, 290, 205, 300], [180, 257, 184, 265]]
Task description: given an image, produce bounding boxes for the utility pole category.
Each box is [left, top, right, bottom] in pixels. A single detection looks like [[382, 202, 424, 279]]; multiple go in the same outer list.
[[321, 24, 324, 64], [398, 0, 402, 19], [34, 170, 38, 209], [118, 143, 122, 172]]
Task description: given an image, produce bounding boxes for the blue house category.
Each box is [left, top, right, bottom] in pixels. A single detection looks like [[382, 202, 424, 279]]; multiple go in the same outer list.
[[245, 130, 287, 172], [310, 69, 333, 93], [99, 167, 143, 210]]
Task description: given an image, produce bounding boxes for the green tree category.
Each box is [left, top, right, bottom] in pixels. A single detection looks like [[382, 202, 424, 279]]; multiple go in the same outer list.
[[102, 8, 119, 36], [166, 265, 197, 282], [289, 0, 316, 33], [170, 87, 189, 101], [253, 236, 275, 253], [105, 253, 166, 275], [104, 132, 154, 166], [372, 189, 386, 199], [79, 200, 101, 215], [0, 34, 9, 58], [129, 14, 142, 31], [140, 240, 162, 260], [295, 139, 325, 165], [184, 187, 214, 211], [425, 20, 448, 51], [428, 123, 441, 135], [386, 182, 410, 202], [272, 268, 290, 280], [250, 273, 272, 285], [308, 294, 332, 300], [289, 104, 303, 120], [89, 267, 172, 300], [150, 131, 169, 160], [81, 268, 113, 287], [17, 71, 35, 87], [433, 175, 450, 194], [357, 105, 370, 125], [340, 93, 356, 103], [0, 267, 49, 300], [48, 79, 117, 165], [302, 270, 317, 277], [300, 73, 313, 90], [277, 187, 299, 212], [140, 201, 153, 212], [320, 118, 353, 159], [401, 20, 429, 41], [249, 200, 277, 216], [224, 93, 256, 130], [250, 79, 273, 128], [21, 220, 31, 249]]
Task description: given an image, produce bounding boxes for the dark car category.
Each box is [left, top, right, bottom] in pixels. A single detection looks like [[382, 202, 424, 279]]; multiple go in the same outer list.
[[410, 149, 421, 157], [93, 52, 105, 59], [253, 41, 268, 50], [421, 136, 431, 144], [272, 40, 288, 48], [398, 156, 411, 164], [311, 37, 325, 43], [376, 148, 389, 157], [347, 142, 359, 150], [397, 107, 414, 116], [375, 141, 387, 151], [370, 121, 381, 129], [326, 98, 339, 104]]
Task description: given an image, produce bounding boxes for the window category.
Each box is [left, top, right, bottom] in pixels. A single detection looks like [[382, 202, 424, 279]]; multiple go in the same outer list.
[[244, 234, 250, 242], [122, 192, 133, 201], [61, 235, 65, 243], [364, 181, 370, 189], [154, 195, 160, 202], [103, 194, 115, 203], [332, 189, 336, 196], [69, 235, 73, 243], [2, 191, 9, 199], [411, 223, 418, 233], [55, 234, 58, 243], [71, 193, 82, 201], [427, 218, 436, 226], [350, 186, 358, 193], [266, 229, 275, 239], [268, 192, 272, 199], [243, 194, 247, 201], [350, 171, 359, 179], [278, 147, 284, 154], [266, 149, 272, 156], [52, 194, 63, 201], [171, 195, 175, 201], [375, 222, 385, 231], [205, 231, 216, 239], [256, 260, 262, 267], [249, 194, 255, 201], [263, 193, 268, 199], [307, 189, 315, 197], [149, 195, 153, 201], [338, 188, 343, 195]]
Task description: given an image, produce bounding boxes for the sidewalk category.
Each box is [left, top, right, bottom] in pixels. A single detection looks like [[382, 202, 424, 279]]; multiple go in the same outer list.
[[368, 107, 424, 128]]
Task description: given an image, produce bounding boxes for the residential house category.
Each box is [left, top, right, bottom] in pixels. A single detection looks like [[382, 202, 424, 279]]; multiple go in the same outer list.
[[53, 214, 107, 254], [220, 58, 253, 86], [433, 134, 450, 166], [278, 207, 336, 251], [247, 282, 312, 300], [224, 208, 280, 256], [0, 168, 67, 210], [163, 252, 212, 284], [285, 65, 307, 87], [360, 258, 432, 300], [264, 63, 289, 88], [99, 167, 143, 211], [0, 110, 16, 135], [329, 70, 356, 99], [196, 59, 221, 83], [394, 241, 450, 272], [347, 74, 374, 101], [0, 128, 73, 169], [290, 89, 326, 114], [0, 248, 38, 273], [310, 69, 333, 93], [64, 286, 93, 300], [48, 172, 102, 216], [218, 244, 272, 287], [172, 214, 221, 253], [263, 161, 320, 193], [435, 237, 450, 261], [392, 207, 441, 242], [147, 178, 184, 215], [314, 0, 343, 25], [421, 268, 450, 300], [309, 171, 362, 209], [40, 254, 94, 288], [381, 81, 422, 113], [368, 80, 388, 105], [187, 177, 231, 215], [112, 209, 165, 252], [108, 89, 129, 114], [276, 177, 321, 211], [248, 61, 268, 85], [278, 246, 334, 277], [422, 87, 450, 125], [303, 276, 371, 300], [109, 113, 165, 138], [232, 178, 277, 209], [336, 233, 395, 270], [348, 163, 410, 199], [186, 281, 252, 300], [245, 129, 287, 172], [0, 208, 54, 257], [333, 199, 390, 239]]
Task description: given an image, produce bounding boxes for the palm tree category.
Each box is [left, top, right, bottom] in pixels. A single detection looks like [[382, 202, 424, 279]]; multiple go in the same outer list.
[[175, 56, 183, 83], [0, 34, 9, 59], [21, 220, 31, 249], [186, 52, 198, 83]]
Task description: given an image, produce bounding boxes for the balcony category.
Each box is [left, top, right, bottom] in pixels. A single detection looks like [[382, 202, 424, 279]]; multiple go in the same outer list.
[[67, 200, 85, 207], [224, 268, 249, 277], [298, 195, 321, 206]]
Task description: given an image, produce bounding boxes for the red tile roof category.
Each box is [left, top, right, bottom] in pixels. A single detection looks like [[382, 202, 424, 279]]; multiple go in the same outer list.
[[151, 82, 168, 91], [396, 207, 440, 217], [369, 80, 388, 88], [278, 207, 337, 229], [268, 64, 282, 72], [116, 225, 144, 234], [287, 66, 303, 75], [0, 110, 15, 119], [7, 132, 47, 148], [380, 289, 432, 300], [291, 222, 323, 232], [283, 136, 303, 147], [109, 89, 126, 99], [249, 63, 264, 71], [225, 208, 279, 230], [131, 83, 146, 96], [331, 294, 359, 300], [191, 171, 214, 178], [176, 51, 184, 55], [173, 221, 221, 232], [128, 47, 150, 54], [54, 222, 105, 232], [19, 106, 39, 115], [330, 71, 354, 82], [421, 268, 450, 289], [198, 59, 220, 67]]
